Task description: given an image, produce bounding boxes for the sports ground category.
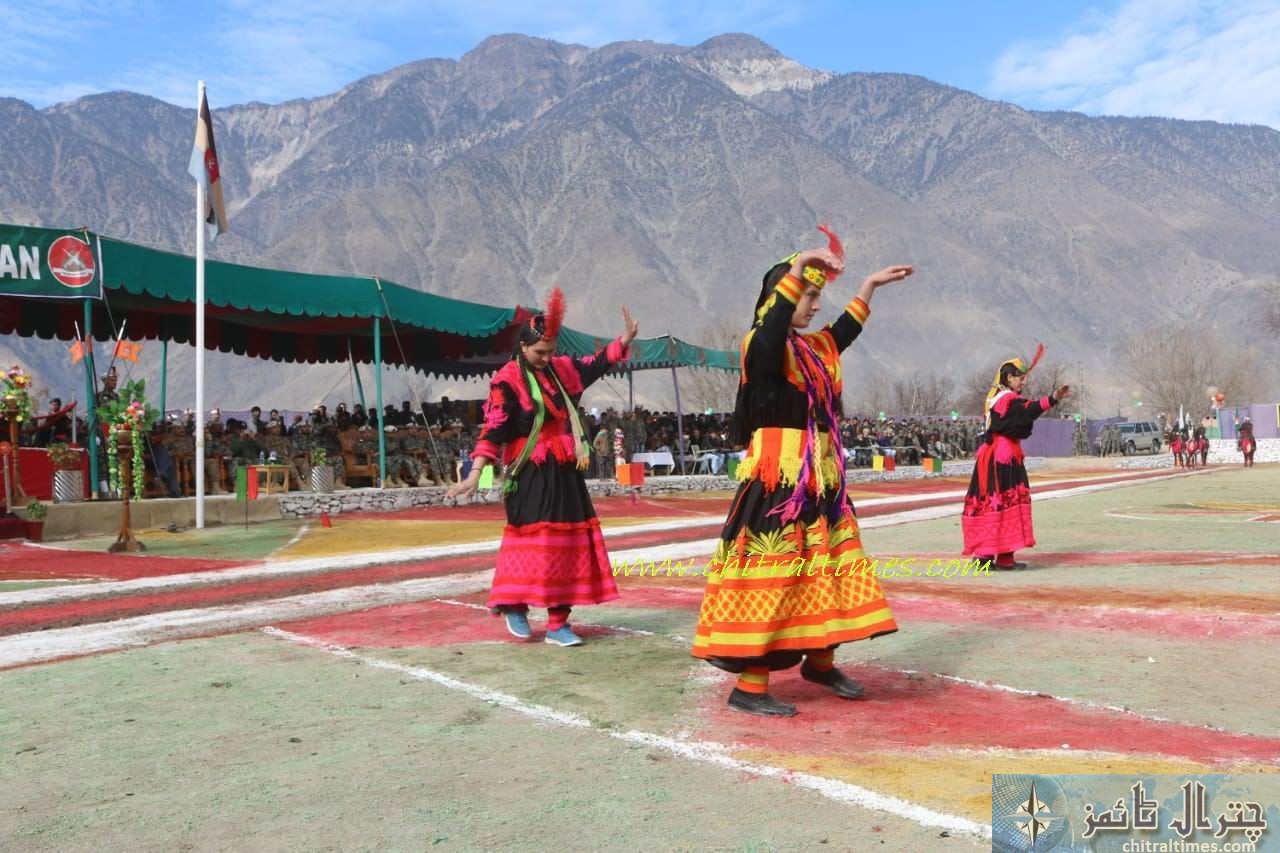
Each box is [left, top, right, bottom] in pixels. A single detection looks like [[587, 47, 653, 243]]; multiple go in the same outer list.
[[2, 461, 1277, 850]]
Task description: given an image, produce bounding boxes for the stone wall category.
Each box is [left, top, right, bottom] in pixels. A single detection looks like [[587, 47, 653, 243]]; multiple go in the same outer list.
[[1207, 438, 1279, 464], [1113, 439, 1278, 468], [278, 458, 1024, 519]]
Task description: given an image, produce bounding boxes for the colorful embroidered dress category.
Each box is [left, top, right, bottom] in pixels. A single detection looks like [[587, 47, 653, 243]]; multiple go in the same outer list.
[[961, 386, 1058, 557], [471, 339, 629, 609], [691, 272, 898, 669]]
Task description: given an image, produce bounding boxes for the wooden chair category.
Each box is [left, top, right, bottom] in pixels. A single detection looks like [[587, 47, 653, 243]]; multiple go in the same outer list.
[[338, 429, 378, 486]]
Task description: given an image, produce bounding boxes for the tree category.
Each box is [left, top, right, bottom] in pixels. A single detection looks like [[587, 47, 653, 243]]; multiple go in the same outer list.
[[1264, 284, 1280, 336], [681, 320, 743, 413], [887, 370, 959, 416], [960, 367, 996, 416], [1123, 322, 1257, 421]]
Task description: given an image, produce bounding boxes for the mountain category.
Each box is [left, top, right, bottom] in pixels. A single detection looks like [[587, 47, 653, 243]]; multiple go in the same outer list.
[[2, 33, 1276, 414]]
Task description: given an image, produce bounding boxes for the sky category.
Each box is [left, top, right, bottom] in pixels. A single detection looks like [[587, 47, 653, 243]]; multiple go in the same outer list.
[[1, 0, 1277, 129]]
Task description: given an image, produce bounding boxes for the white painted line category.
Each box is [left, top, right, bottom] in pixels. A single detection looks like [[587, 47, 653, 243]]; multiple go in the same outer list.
[[0, 516, 716, 609], [0, 571, 493, 670], [1, 469, 1182, 610], [262, 627, 589, 727], [276, 523, 310, 555], [263, 627, 990, 839], [432, 598, 659, 638]]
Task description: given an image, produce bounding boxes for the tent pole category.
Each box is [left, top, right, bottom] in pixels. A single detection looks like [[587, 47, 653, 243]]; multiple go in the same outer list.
[[159, 338, 168, 417], [349, 339, 367, 411], [374, 318, 386, 488], [671, 366, 686, 475], [628, 370, 634, 411], [83, 300, 99, 498]]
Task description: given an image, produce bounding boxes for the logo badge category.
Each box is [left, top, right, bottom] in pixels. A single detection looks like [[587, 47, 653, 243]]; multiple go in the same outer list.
[[47, 235, 96, 288]]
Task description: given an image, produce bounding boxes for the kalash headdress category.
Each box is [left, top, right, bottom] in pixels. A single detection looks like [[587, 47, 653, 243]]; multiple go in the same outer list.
[[780, 224, 845, 289], [984, 343, 1045, 418], [527, 287, 566, 343], [756, 225, 845, 324]]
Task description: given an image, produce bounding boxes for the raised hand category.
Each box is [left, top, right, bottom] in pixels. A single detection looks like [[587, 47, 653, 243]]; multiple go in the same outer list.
[[620, 305, 639, 346], [865, 265, 914, 288], [1054, 385, 1072, 402], [793, 247, 844, 278]]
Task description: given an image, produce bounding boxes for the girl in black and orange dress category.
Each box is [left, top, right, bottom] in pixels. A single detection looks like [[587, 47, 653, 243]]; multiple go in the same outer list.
[[690, 227, 913, 717]]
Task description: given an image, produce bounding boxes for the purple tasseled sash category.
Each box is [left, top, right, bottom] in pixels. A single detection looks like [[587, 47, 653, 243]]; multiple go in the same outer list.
[[767, 332, 848, 526]]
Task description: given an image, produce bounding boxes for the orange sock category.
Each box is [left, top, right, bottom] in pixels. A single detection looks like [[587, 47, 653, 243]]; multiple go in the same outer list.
[[807, 650, 835, 672], [736, 666, 769, 694]]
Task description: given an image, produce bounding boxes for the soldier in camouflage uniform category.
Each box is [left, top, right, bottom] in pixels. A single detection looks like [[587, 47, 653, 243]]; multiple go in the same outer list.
[[166, 420, 196, 494], [1073, 422, 1089, 456], [204, 420, 232, 494], [384, 426, 416, 487], [228, 420, 264, 470], [353, 426, 381, 486], [401, 426, 433, 486], [291, 422, 320, 489], [426, 424, 456, 486]]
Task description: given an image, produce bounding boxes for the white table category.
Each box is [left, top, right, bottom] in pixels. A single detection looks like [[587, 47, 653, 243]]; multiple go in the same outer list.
[[632, 451, 676, 473]]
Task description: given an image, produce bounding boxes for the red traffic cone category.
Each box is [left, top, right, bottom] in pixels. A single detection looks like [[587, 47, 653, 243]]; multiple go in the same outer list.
[[319, 512, 333, 529]]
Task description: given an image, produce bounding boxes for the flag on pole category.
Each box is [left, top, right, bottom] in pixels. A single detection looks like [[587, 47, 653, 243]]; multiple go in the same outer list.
[[188, 89, 228, 241], [114, 340, 143, 363], [69, 340, 88, 364]]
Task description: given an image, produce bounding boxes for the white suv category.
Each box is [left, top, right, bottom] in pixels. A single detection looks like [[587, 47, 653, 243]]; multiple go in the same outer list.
[[1118, 421, 1162, 455]]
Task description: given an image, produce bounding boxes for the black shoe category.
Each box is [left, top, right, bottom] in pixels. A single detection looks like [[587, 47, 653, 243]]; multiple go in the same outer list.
[[727, 688, 797, 717], [995, 561, 1028, 570], [706, 657, 746, 674], [800, 663, 865, 699]]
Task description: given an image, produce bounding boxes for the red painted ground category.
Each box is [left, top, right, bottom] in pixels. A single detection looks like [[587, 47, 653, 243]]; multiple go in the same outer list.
[[0, 526, 698, 634], [0, 542, 248, 582], [602, 580, 1280, 641], [274, 600, 620, 647], [700, 665, 1280, 764], [887, 594, 1280, 641]]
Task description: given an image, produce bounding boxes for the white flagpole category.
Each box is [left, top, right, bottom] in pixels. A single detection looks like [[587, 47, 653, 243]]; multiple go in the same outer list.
[[195, 79, 207, 529]]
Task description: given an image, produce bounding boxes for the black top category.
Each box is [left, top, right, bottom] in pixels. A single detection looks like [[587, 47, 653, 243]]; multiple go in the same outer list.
[[732, 279, 865, 441]]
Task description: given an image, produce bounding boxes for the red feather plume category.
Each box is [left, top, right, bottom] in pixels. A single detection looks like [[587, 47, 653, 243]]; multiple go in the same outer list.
[[542, 287, 566, 341], [816, 223, 845, 281], [1025, 342, 1045, 374]]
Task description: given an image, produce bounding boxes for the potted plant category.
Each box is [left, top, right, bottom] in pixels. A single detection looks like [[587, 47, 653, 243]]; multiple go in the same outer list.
[[309, 446, 334, 493], [24, 499, 47, 542], [46, 442, 84, 503]]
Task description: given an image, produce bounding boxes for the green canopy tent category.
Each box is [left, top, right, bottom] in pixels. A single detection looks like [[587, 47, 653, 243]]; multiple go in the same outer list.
[[1, 224, 532, 497], [2, 222, 739, 493]]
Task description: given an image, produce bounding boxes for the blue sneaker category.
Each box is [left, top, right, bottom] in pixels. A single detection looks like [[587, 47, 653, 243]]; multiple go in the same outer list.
[[544, 625, 584, 647], [504, 610, 532, 640]]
